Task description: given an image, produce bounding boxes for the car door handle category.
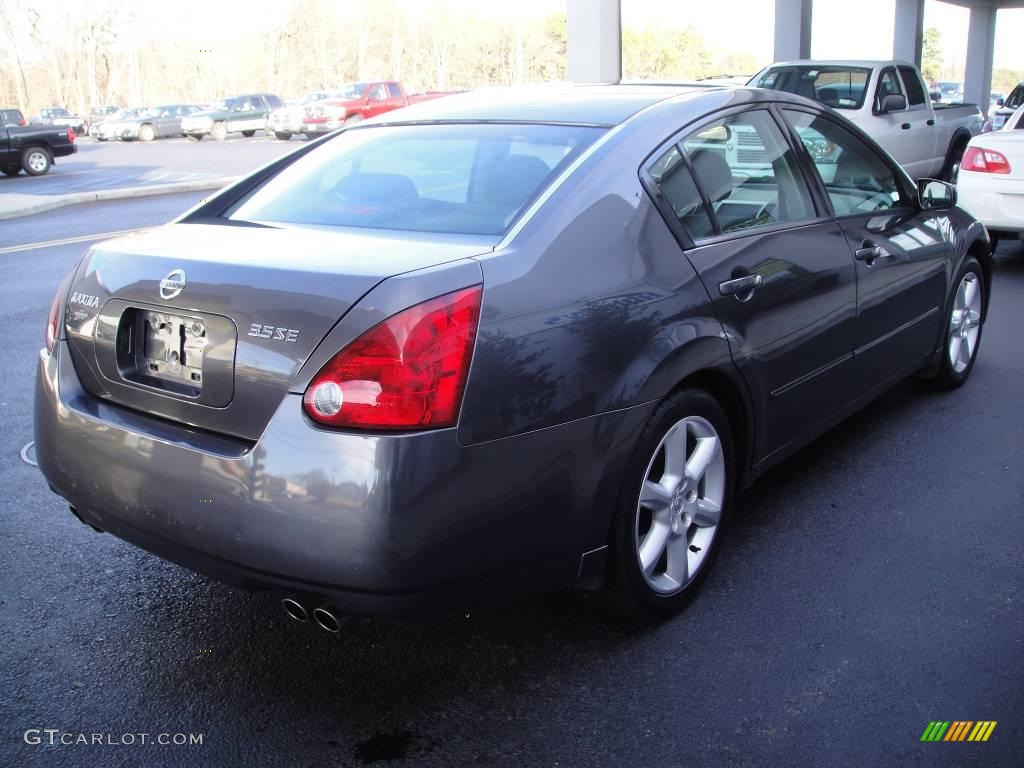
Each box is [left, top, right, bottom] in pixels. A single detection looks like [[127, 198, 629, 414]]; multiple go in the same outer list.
[[719, 273, 762, 298], [926, 118, 935, 126], [900, 122, 911, 130], [854, 243, 885, 263]]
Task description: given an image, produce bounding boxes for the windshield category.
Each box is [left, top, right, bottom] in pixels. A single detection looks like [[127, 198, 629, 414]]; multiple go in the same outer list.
[[334, 83, 370, 100], [751, 66, 871, 109], [227, 123, 603, 236], [1005, 85, 1024, 110], [937, 82, 960, 94], [214, 98, 245, 111]]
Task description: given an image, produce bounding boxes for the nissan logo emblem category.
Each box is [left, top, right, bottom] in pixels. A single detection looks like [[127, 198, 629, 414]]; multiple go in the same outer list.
[[159, 269, 186, 300]]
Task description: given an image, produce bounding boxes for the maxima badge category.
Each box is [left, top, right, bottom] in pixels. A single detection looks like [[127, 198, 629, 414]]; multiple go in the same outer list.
[[159, 269, 187, 300]]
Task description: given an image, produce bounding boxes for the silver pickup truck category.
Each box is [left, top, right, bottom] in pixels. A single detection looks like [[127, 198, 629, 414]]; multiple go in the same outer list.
[[750, 60, 982, 181]]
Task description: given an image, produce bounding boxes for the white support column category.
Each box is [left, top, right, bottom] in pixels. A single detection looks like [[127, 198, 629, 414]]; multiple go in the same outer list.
[[963, 4, 996, 114], [567, 0, 621, 84], [892, 0, 924, 65], [774, 0, 812, 62]]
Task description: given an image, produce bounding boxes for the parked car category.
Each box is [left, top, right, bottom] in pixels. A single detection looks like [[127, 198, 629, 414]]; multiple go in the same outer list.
[[267, 90, 333, 140], [750, 60, 982, 180], [181, 93, 283, 140], [89, 107, 145, 141], [934, 81, 964, 104], [1, 107, 26, 127], [957, 110, 1024, 248], [34, 106, 86, 134], [989, 81, 1023, 131], [302, 81, 451, 138], [36, 85, 991, 624], [87, 105, 119, 129], [2, 107, 76, 176], [118, 104, 202, 141]]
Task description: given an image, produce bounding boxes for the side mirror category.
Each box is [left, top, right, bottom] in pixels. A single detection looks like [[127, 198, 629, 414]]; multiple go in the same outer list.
[[997, 98, 1005, 107], [879, 94, 908, 114], [918, 178, 956, 210]]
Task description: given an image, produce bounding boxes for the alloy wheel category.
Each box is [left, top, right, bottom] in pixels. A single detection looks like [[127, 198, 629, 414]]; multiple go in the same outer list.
[[948, 272, 981, 374], [635, 415, 725, 595]]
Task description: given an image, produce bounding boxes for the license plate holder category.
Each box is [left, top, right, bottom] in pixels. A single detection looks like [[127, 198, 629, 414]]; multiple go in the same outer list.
[[140, 310, 206, 389]]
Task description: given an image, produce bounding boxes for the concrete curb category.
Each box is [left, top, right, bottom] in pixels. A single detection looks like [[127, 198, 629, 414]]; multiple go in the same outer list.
[[0, 177, 238, 221]]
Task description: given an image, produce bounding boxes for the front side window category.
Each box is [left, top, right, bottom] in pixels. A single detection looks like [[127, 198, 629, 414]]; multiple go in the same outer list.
[[677, 109, 816, 236], [876, 68, 905, 111], [752, 66, 871, 110], [228, 123, 602, 236], [783, 109, 903, 215]]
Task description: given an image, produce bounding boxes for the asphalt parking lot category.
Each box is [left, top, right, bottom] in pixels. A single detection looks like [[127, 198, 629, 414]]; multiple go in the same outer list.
[[0, 134, 297, 197], [0, 195, 1022, 767]]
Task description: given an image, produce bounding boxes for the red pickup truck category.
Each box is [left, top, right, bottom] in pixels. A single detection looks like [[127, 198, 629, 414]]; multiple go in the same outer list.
[[301, 81, 451, 138]]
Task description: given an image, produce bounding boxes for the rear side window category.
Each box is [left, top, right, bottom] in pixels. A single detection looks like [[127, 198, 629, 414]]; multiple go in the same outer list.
[[650, 110, 816, 240], [649, 146, 716, 239], [227, 123, 603, 236], [898, 66, 926, 106], [387, 83, 402, 99]]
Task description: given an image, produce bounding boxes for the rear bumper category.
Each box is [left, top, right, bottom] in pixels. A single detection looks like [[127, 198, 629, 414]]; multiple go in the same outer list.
[[52, 144, 77, 159], [35, 342, 643, 616], [957, 172, 1024, 233]]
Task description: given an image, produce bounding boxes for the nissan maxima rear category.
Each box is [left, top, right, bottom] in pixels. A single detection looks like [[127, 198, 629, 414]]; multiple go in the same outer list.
[[36, 86, 991, 623]]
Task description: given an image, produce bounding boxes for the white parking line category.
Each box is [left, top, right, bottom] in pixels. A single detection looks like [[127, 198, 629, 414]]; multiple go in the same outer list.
[[0, 228, 144, 255]]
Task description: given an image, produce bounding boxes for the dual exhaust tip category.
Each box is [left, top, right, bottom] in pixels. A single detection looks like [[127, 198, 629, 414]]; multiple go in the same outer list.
[[281, 596, 347, 633]]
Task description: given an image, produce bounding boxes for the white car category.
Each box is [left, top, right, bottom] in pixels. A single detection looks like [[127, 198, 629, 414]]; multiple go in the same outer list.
[[956, 112, 1024, 247]]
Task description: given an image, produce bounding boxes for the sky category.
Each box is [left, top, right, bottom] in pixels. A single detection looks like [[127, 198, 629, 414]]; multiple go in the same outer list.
[[24, 0, 1024, 72], [620, 0, 1023, 71]]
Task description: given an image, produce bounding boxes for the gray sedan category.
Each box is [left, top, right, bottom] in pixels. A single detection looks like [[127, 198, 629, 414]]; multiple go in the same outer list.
[[119, 104, 202, 141], [35, 85, 991, 626]]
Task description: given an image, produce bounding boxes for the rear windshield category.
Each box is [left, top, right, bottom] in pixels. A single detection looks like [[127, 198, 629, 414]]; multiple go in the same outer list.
[[227, 123, 603, 236], [751, 66, 871, 110]]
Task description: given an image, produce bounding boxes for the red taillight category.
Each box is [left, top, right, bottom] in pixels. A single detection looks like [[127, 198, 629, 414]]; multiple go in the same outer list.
[[19, 117, 26, 126], [962, 146, 1011, 174], [67, 128, 76, 142], [303, 286, 482, 430], [45, 284, 64, 354]]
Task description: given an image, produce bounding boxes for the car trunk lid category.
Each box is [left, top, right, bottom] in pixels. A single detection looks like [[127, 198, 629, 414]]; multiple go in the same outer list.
[[63, 222, 493, 441]]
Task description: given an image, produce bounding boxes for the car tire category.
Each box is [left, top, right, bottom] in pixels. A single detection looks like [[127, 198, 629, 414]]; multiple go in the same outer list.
[[187, 134, 202, 141], [21, 147, 51, 176], [343, 113, 364, 126], [241, 130, 256, 137], [273, 131, 292, 141], [138, 124, 155, 142], [922, 257, 986, 390], [211, 122, 228, 141], [96, 137, 107, 142], [605, 388, 735, 621]]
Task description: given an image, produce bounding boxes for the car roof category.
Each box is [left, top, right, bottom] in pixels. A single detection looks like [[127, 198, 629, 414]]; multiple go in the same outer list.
[[366, 83, 723, 127]]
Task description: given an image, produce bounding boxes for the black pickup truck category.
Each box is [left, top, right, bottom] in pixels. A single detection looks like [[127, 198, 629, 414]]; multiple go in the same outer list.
[[1, 108, 77, 177]]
